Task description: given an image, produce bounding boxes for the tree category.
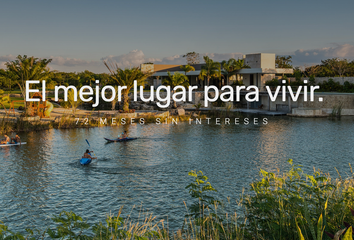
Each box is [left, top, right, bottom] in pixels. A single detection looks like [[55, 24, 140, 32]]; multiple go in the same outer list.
[[0, 69, 17, 92], [67, 89, 82, 115], [66, 72, 81, 87], [221, 58, 236, 86], [163, 72, 190, 108], [95, 73, 110, 86], [110, 86, 120, 111], [303, 64, 320, 78], [234, 58, 250, 70], [328, 58, 350, 77], [180, 64, 195, 84], [183, 52, 200, 65], [216, 63, 224, 88], [50, 71, 64, 86], [104, 61, 152, 112], [79, 70, 95, 86], [199, 56, 221, 86], [276, 56, 293, 68], [5, 55, 52, 114], [293, 67, 302, 81], [180, 64, 195, 75], [0, 90, 10, 116], [220, 58, 249, 85]]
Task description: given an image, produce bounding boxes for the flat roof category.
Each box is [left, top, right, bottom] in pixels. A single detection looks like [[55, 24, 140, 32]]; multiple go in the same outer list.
[[238, 68, 293, 74], [152, 68, 293, 76], [153, 70, 201, 77]]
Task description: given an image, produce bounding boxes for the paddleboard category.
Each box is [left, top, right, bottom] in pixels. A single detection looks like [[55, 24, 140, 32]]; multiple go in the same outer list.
[[104, 137, 137, 142], [0, 142, 27, 147]]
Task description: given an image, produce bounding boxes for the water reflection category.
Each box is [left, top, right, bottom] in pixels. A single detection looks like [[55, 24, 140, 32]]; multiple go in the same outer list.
[[1, 116, 354, 231]]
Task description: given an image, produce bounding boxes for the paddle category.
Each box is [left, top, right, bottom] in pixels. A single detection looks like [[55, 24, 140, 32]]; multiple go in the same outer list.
[[85, 139, 97, 159]]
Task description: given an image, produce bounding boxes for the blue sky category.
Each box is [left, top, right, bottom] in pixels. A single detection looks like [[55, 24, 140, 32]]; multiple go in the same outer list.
[[0, 0, 353, 72]]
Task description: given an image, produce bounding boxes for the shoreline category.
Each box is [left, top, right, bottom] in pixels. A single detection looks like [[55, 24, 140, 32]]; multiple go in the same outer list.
[[0, 108, 248, 134], [1, 106, 349, 135], [0, 161, 353, 239]]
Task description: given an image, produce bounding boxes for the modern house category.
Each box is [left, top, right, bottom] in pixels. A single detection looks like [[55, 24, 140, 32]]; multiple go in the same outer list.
[[140, 53, 293, 90], [240, 53, 293, 89]]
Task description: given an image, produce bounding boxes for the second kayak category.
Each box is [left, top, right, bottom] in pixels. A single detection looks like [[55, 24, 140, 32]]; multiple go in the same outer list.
[[104, 137, 137, 142]]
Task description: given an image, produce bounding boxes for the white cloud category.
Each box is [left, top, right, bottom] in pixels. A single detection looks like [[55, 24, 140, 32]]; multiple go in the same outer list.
[[0, 55, 102, 71], [102, 49, 152, 68], [49, 56, 100, 67], [0, 55, 16, 69], [101, 50, 245, 67], [153, 55, 185, 65], [292, 44, 354, 66], [0, 50, 248, 72], [0, 54, 16, 62], [2, 44, 352, 72], [203, 52, 243, 62]]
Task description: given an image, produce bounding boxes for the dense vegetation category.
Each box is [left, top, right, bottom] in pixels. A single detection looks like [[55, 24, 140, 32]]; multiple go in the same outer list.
[[302, 58, 354, 78], [1, 54, 354, 105], [265, 76, 354, 92], [276, 56, 354, 78], [0, 62, 112, 91], [1, 160, 353, 239]]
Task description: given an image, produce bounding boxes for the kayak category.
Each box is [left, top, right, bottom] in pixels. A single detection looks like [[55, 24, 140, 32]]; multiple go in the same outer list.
[[104, 137, 137, 142], [0, 142, 27, 147], [80, 158, 92, 165]]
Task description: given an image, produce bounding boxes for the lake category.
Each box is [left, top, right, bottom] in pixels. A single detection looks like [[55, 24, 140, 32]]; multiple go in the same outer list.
[[1, 115, 354, 232]]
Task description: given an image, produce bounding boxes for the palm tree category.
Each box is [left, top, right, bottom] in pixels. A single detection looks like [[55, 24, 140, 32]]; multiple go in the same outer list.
[[5, 55, 52, 114], [111, 85, 120, 111], [234, 58, 249, 70], [163, 72, 189, 108], [199, 56, 220, 86], [216, 63, 224, 88], [104, 61, 152, 112], [221, 58, 250, 86], [180, 64, 195, 85], [0, 90, 10, 116], [180, 64, 195, 75], [67, 89, 82, 116], [221, 58, 236, 86]]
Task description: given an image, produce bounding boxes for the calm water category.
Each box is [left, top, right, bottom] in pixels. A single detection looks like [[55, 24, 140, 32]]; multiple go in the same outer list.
[[1, 116, 354, 232]]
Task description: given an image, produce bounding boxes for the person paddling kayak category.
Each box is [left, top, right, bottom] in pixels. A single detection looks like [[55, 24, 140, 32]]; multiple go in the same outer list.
[[119, 131, 128, 139], [82, 149, 97, 160]]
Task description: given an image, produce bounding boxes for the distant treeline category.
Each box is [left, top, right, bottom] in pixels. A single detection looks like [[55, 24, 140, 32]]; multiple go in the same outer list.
[[0, 69, 113, 89], [287, 57, 354, 78], [0, 56, 354, 90]]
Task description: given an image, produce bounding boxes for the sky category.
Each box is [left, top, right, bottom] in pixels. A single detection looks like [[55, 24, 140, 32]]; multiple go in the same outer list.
[[0, 0, 353, 72]]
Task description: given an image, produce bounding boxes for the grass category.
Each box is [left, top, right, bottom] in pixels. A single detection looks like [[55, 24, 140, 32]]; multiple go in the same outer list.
[[1, 160, 354, 239], [330, 102, 343, 119], [3, 89, 22, 94], [0, 116, 91, 134], [1, 97, 24, 109]]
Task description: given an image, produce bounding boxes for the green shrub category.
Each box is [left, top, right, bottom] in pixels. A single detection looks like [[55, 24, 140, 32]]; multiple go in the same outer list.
[[317, 78, 354, 92], [1, 160, 354, 240], [294, 69, 302, 81], [231, 80, 244, 86], [265, 78, 280, 87], [243, 159, 354, 240], [309, 75, 316, 85]]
